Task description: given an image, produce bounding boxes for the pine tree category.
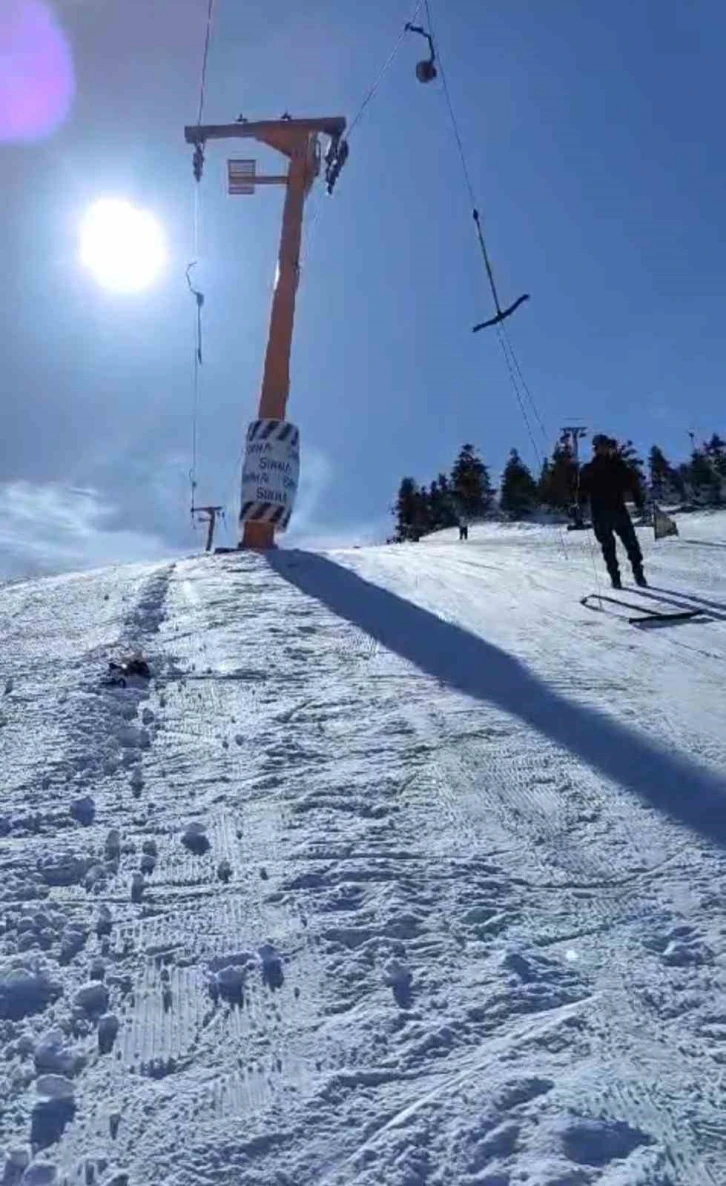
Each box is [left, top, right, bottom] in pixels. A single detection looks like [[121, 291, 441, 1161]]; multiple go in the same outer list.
[[648, 445, 683, 504], [687, 447, 721, 506], [450, 444, 493, 520], [500, 449, 538, 519], [677, 461, 695, 505], [428, 476, 458, 531], [437, 472, 452, 499], [440, 473, 460, 528], [538, 433, 578, 511], [648, 445, 670, 501], [427, 480, 443, 531], [414, 485, 434, 536], [393, 477, 419, 541], [537, 458, 552, 505], [705, 434, 726, 494]]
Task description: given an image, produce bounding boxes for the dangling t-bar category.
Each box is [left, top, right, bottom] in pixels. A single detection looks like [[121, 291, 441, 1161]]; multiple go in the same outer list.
[[471, 209, 529, 332]]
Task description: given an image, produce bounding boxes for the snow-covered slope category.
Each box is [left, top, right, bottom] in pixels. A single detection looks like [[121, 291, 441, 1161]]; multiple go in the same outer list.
[[3, 516, 726, 1186]]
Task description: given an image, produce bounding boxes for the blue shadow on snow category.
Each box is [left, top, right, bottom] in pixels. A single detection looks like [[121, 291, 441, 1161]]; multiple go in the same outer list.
[[268, 549, 726, 849]]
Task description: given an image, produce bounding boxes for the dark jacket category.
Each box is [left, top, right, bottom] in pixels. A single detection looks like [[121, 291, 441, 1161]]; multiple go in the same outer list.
[[579, 455, 644, 518]]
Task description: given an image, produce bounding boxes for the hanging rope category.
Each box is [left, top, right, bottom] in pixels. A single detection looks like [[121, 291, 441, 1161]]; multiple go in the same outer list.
[[186, 262, 205, 367], [471, 213, 530, 330], [421, 1, 536, 425], [405, 22, 437, 82], [186, 261, 205, 514], [418, 1, 573, 559], [421, 0, 528, 331]]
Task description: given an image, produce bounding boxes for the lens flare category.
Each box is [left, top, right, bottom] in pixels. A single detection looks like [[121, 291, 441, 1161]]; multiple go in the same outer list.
[[0, 0, 74, 142]]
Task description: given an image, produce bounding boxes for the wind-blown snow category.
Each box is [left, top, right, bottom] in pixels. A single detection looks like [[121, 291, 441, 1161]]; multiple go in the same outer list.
[[3, 517, 726, 1184]]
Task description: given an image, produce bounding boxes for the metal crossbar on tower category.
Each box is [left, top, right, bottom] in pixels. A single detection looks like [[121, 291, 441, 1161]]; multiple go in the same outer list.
[[192, 503, 225, 552]]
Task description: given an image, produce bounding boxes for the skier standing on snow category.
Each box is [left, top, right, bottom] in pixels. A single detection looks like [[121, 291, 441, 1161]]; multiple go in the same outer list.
[[579, 434, 647, 589]]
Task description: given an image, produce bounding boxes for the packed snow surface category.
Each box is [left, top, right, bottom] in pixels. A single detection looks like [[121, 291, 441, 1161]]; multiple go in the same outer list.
[[3, 516, 726, 1185]]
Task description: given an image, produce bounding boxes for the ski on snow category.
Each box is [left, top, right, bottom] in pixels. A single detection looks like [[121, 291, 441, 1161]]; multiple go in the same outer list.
[[580, 588, 709, 627]]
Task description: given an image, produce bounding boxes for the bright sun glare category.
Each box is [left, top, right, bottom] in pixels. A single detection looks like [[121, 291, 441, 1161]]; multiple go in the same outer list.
[[79, 199, 166, 293]]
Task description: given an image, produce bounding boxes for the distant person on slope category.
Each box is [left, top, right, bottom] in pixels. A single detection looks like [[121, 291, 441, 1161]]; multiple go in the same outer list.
[[579, 435, 646, 590]]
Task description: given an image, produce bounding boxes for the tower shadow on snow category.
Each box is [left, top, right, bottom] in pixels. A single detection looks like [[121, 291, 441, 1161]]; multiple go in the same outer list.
[[268, 549, 726, 851]]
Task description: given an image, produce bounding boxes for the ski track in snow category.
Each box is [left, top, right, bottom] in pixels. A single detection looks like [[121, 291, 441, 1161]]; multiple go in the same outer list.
[[2, 518, 726, 1184]]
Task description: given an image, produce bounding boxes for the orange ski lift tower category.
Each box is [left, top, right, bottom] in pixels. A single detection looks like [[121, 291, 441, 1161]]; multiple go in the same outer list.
[[184, 115, 348, 549]]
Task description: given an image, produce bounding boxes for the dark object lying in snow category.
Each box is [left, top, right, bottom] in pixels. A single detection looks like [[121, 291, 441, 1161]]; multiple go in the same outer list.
[[103, 657, 151, 687]]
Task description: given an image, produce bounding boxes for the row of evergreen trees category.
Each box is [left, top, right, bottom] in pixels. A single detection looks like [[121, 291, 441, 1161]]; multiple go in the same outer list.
[[392, 434, 726, 542]]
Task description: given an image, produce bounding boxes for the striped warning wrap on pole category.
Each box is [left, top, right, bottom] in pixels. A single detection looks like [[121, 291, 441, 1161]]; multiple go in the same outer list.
[[239, 500, 291, 526], [239, 418, 300, 532], [247, 420, 300, 447]]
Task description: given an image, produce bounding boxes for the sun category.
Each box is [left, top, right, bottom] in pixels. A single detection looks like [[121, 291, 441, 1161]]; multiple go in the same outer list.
[[79, 199, 166, 293]]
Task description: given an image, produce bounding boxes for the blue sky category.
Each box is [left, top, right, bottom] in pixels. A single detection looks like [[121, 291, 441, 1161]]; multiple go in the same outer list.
[[2, 0, 725, 575]]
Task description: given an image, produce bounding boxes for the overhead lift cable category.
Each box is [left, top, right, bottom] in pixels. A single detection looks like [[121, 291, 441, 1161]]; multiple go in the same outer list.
[[415, 2, 579, 565], [187, 0, 216, 518], [417, 0, 529, 334]]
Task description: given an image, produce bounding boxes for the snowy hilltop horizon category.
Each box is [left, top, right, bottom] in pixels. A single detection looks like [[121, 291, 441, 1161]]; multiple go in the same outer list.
[[3, 513, 726, 1184]]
